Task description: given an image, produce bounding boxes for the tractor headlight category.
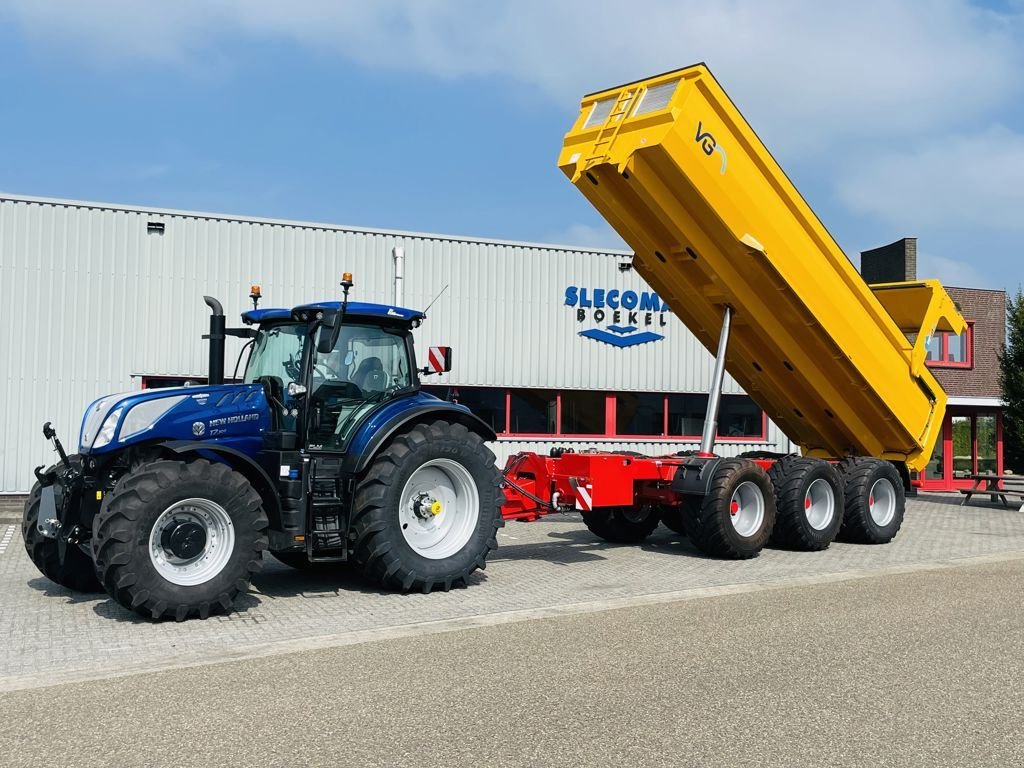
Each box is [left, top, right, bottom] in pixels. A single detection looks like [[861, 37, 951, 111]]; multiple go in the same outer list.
[[121, 396, 187, 440], [93, 407, 123, 449]]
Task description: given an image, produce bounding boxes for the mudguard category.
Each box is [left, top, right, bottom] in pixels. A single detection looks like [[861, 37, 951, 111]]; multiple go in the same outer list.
[[158, 440, 284, 528], [344, 403, 498, 475]]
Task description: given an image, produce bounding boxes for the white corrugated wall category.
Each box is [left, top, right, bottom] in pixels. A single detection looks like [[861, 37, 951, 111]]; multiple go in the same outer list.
[[0, 194, 792, 493]]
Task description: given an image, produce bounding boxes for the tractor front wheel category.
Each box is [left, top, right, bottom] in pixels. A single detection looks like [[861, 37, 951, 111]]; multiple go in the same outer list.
[[92, 459, 268, 621], [350, 420, 504, 593]]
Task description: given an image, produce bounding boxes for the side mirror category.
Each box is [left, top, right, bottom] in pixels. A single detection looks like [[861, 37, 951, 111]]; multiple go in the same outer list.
[[421, 346, 453, 376], [316, 310, 342, 354]]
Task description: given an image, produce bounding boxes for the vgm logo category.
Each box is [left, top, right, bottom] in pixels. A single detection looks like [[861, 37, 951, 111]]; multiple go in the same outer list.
[[565, 286, 670, 348]]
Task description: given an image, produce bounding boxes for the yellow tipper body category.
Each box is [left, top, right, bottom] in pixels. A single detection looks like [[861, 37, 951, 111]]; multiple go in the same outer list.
[[558, 64, 964, 472]]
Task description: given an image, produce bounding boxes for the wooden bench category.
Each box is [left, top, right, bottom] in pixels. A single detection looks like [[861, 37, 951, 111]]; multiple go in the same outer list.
[[960, 474, 1024, 510]]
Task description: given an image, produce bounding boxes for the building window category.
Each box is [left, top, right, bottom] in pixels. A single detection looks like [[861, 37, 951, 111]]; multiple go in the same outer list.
[[509, 389, 557, 435], [925, 323, 973, 368], [423, 385, 766, 441], [668, 393, 765, 439], [616, 392, 665, 436], [422, 386, 507, 434]]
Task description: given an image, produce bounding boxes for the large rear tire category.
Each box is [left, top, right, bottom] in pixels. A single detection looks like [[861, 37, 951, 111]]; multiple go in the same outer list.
[[350, 421, 504, 593], [683, 458, 775, 559], [92, 459, 268, 621], [22, 459, 102, 592], [583, 505, 660, 543], [837, 458, 905, 544], [767, 456, 844, 551]]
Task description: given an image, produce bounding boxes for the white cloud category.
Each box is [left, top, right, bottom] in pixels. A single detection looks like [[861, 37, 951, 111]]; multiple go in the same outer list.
[[2, 1, 1021, 155], [837, 124, 1024, 232], [916, 252, 988, 289], [542, 222, 628, 251]]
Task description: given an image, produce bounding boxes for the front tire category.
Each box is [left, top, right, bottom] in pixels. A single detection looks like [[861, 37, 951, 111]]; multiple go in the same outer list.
[[92, 459, 268, 621], [350, 421, 504, 593], [22, 460, 102, 592]]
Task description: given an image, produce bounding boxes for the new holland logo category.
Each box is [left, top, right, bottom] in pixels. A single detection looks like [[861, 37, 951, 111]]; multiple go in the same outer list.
[[565, 286, 669, 348]]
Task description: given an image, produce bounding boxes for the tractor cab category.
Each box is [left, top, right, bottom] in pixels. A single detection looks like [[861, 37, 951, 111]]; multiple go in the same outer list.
[[240, 299, 427, 450]]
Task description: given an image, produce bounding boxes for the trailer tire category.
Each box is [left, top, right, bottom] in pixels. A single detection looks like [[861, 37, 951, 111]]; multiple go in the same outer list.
[[350, 420, 504, 593], [22, 461, 102, 593], [837, 457, 905, 544], [767, 456, 844, 550], [683, 458, 775, 559], [583, 505, 660, 543], [92, 459, 268, 621], [659, 499, 697, 536]]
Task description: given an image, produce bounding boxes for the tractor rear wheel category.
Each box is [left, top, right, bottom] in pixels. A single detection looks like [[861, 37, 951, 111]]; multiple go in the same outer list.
[[767, 456, 844, 550], [583, 504, 660, 543], [22, 459, 102, 592], [92, 459, 268, 621], [683, 458, 775, 559], [837, 458, 905, 544], [350, 420, 504, 593]]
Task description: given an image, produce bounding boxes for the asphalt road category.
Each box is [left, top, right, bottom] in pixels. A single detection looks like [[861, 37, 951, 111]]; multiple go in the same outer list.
[[2, 556, 1021, 768]]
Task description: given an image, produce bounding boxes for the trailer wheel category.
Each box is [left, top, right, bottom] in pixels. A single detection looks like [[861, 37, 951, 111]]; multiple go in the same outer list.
[[767, 456, 844, 550], [22, 461, 102, 592], [658, 499, 697, 536], [837, 458, 905, 544], [92, 459, 268, 621], [683, 458, 775, 559], [350, 420, 504, 593], [583, 505, 660, 543]]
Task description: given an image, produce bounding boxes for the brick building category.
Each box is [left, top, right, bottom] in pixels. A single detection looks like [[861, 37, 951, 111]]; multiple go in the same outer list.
[[861, 239, 1007, 490]]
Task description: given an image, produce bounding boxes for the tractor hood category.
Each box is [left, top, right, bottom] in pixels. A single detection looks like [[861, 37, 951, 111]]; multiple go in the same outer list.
[[79, 384, 271, 454]]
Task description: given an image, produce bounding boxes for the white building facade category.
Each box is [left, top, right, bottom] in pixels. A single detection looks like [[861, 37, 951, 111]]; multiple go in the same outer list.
[[0, 193, 793, 494]]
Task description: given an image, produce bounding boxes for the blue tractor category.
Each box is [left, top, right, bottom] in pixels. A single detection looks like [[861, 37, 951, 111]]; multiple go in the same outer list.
[[23, 276, 504, 620]]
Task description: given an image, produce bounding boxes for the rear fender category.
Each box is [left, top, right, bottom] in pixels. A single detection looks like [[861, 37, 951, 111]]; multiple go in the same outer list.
[[344, 404, 498, 475], [157, 440, 283, 530]]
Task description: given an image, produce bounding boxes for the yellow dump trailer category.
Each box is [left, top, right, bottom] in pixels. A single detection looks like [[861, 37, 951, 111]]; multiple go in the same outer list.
[[559, 64, 964, 474]]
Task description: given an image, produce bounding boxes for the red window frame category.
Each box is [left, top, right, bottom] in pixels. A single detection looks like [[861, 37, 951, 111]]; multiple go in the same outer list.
[[925, 322, 973, 369], [432, 386, 769, 442]]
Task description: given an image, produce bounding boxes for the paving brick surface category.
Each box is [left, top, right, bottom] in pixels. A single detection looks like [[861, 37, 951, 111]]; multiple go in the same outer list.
[[2, 494, 1023, 685]]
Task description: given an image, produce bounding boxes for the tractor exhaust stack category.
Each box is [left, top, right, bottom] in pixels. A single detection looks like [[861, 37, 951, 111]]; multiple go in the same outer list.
[[203, 296, 225, 386]]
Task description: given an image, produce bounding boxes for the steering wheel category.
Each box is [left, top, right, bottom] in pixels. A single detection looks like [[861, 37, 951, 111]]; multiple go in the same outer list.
[[313, 361, 344, 381]]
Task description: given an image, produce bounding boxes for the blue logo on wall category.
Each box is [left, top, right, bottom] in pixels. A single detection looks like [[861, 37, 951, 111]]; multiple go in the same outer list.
[[565, 286, 669, 348]]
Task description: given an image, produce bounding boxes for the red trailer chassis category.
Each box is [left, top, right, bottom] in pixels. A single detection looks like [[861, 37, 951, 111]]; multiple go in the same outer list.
[[501, 449, 773, 522]]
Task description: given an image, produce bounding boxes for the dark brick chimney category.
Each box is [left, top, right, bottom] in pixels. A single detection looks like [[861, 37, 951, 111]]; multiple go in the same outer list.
[[860, 238, 917, 283]]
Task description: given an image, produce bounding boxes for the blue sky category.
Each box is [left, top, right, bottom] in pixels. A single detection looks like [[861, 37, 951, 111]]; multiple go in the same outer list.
[[1, 0, 1022, 292]]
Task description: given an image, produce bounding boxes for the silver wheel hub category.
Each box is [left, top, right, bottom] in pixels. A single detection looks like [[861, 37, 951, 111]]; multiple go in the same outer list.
[[729, 481, 765, 538], [804, 478, 836, 531], [399, 459, 480, 560], [868, 478, 897, 527], [148, 498, 235, 587]]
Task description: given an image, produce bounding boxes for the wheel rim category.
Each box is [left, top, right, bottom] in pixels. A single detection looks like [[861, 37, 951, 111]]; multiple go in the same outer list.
[[868, 478, 897, 527], [729, 481, 765, 538], [804, 478, 836, 531], [148, 498, 235, 587], [399, 458, 480, 560]]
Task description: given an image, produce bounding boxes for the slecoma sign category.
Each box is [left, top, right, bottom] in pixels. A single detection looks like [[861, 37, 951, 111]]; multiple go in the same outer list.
[[564, 286, 670, 348]]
